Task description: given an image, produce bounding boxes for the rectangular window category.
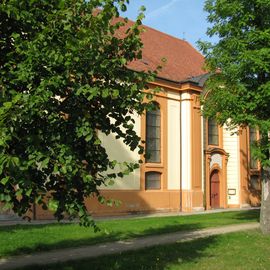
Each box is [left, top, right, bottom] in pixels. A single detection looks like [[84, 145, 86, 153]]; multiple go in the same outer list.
[[145, 172, 161, 190], [208, 118, 219, 145]]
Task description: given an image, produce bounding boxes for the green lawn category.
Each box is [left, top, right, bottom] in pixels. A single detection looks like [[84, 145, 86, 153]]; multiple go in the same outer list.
[[0, 210, 259, 258], [25, 229, 270, 270]]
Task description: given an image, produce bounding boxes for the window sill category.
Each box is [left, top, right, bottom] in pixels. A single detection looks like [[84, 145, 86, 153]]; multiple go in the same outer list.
[[144, 189, 162, 192], [145, 163, 164, 168], [208, 144, 220, 147]]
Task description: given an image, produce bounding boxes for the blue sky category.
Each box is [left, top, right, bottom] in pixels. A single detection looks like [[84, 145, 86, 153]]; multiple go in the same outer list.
[[120, 0, 217, 50]]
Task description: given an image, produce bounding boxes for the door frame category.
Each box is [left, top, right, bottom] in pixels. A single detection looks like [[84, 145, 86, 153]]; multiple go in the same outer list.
[[210, 169, 221, 208], [205, 148, 229, 210]]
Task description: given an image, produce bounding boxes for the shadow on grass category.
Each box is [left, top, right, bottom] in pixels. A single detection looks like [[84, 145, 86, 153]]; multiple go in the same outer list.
[[0, 209, 260, 258], [0, 222, 203, 257], [23, 236, 219, 270], [233, 209, 260, 222]]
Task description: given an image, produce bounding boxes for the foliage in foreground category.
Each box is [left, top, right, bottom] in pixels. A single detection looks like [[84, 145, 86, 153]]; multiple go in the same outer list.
[[0, 0, 155, 225], [199, 0, 270, 233]]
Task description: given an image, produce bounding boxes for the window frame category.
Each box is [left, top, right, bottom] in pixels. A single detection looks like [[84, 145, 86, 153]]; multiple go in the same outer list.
[[141, 95, 167, 192], [208, 118, 219, 146], [145, 103, 161, 163]]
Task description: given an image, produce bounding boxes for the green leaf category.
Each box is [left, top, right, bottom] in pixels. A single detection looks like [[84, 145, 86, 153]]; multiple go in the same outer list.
[[41, 157, 50, 169], [16, 189, 23, 197], [85, 133, 93, 142], [3, 102, 12, 109], [48, 199, 59, 211], [0, 177, 10, 186], [26, 188, 32, 197], [98, 196, 105, 204], [106, 199, 113, 207], [107, 179, 114, 186], [61, 166, 67, 174]]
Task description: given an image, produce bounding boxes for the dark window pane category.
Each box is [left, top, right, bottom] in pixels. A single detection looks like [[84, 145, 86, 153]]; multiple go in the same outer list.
[[208, 118, 219, 145], [146, 106, 161, 163], [147, 127, 160, 139], [146, 139, 160, 151], [147, 150, 161, 163], [147, 114, 160, 127], [145, 172, 161, 190]]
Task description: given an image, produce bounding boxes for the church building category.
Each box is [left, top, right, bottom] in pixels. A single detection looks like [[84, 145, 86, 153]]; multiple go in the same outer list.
[[1, 20, 261, 220], [84, 22, 261, 217]]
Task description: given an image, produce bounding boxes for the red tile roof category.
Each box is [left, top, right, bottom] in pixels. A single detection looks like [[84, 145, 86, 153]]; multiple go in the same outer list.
[[117, 19, 207, 82]]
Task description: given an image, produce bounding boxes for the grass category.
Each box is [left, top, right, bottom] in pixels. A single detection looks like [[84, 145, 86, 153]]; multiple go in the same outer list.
[[0, 209, 259, 258], [24, 229, 270, 270]]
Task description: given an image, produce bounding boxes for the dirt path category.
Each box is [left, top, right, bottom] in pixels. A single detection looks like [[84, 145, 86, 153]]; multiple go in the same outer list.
[[0, 222, 259, 270]]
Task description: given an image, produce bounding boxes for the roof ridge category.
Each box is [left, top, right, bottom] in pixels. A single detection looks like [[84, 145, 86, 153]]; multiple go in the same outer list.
[[115, 14, 206, 82], [143, 23, 187, 44], [122, 16, 192, 45], [122, 16, 204, 59], [143, 24, 205, 59]]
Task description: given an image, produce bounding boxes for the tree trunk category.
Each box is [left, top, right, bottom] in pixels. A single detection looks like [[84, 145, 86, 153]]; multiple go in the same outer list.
[[260, 168, 270, 234]]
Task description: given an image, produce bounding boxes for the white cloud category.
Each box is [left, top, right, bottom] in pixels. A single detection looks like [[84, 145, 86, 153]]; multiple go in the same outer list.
[[145, 0, 181, 21]]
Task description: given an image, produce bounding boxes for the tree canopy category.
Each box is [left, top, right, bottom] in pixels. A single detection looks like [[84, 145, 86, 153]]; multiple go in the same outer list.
[[0, 0, 155, 226], [201, 0, 270, 133], [200, 0, 270, 233]]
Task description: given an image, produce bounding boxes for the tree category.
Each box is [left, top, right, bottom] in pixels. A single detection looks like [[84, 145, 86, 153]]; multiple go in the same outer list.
[[0, 0, 155, 226], [199, 0, 270, 233]]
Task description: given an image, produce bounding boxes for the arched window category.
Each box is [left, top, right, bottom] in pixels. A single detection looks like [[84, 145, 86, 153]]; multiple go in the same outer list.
[[146, 104, 161, 163], [145, 172, 161, 190], [208, 118, 219, 145]]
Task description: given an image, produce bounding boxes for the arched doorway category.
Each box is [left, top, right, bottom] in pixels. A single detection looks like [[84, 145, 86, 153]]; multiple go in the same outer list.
[[205, 148, 229, 210], [210, 170, 220, 208]]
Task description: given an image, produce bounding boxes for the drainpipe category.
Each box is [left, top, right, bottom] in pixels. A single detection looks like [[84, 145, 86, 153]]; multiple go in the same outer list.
[[180, 92, 183, 212], [203, 118, 207, 210]]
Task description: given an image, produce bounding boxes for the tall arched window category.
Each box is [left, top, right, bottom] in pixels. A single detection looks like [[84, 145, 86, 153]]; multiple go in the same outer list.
[[146, 104, 161, 163], [208, 118, 219, 146]]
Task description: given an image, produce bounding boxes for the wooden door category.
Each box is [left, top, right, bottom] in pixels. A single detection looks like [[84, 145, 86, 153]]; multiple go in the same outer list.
[[210, 170, 220, 208]]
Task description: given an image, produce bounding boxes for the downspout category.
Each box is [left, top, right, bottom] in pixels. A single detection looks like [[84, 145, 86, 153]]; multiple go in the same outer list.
[[203, 119, 207, 210], [180, 92, 183, 212]]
